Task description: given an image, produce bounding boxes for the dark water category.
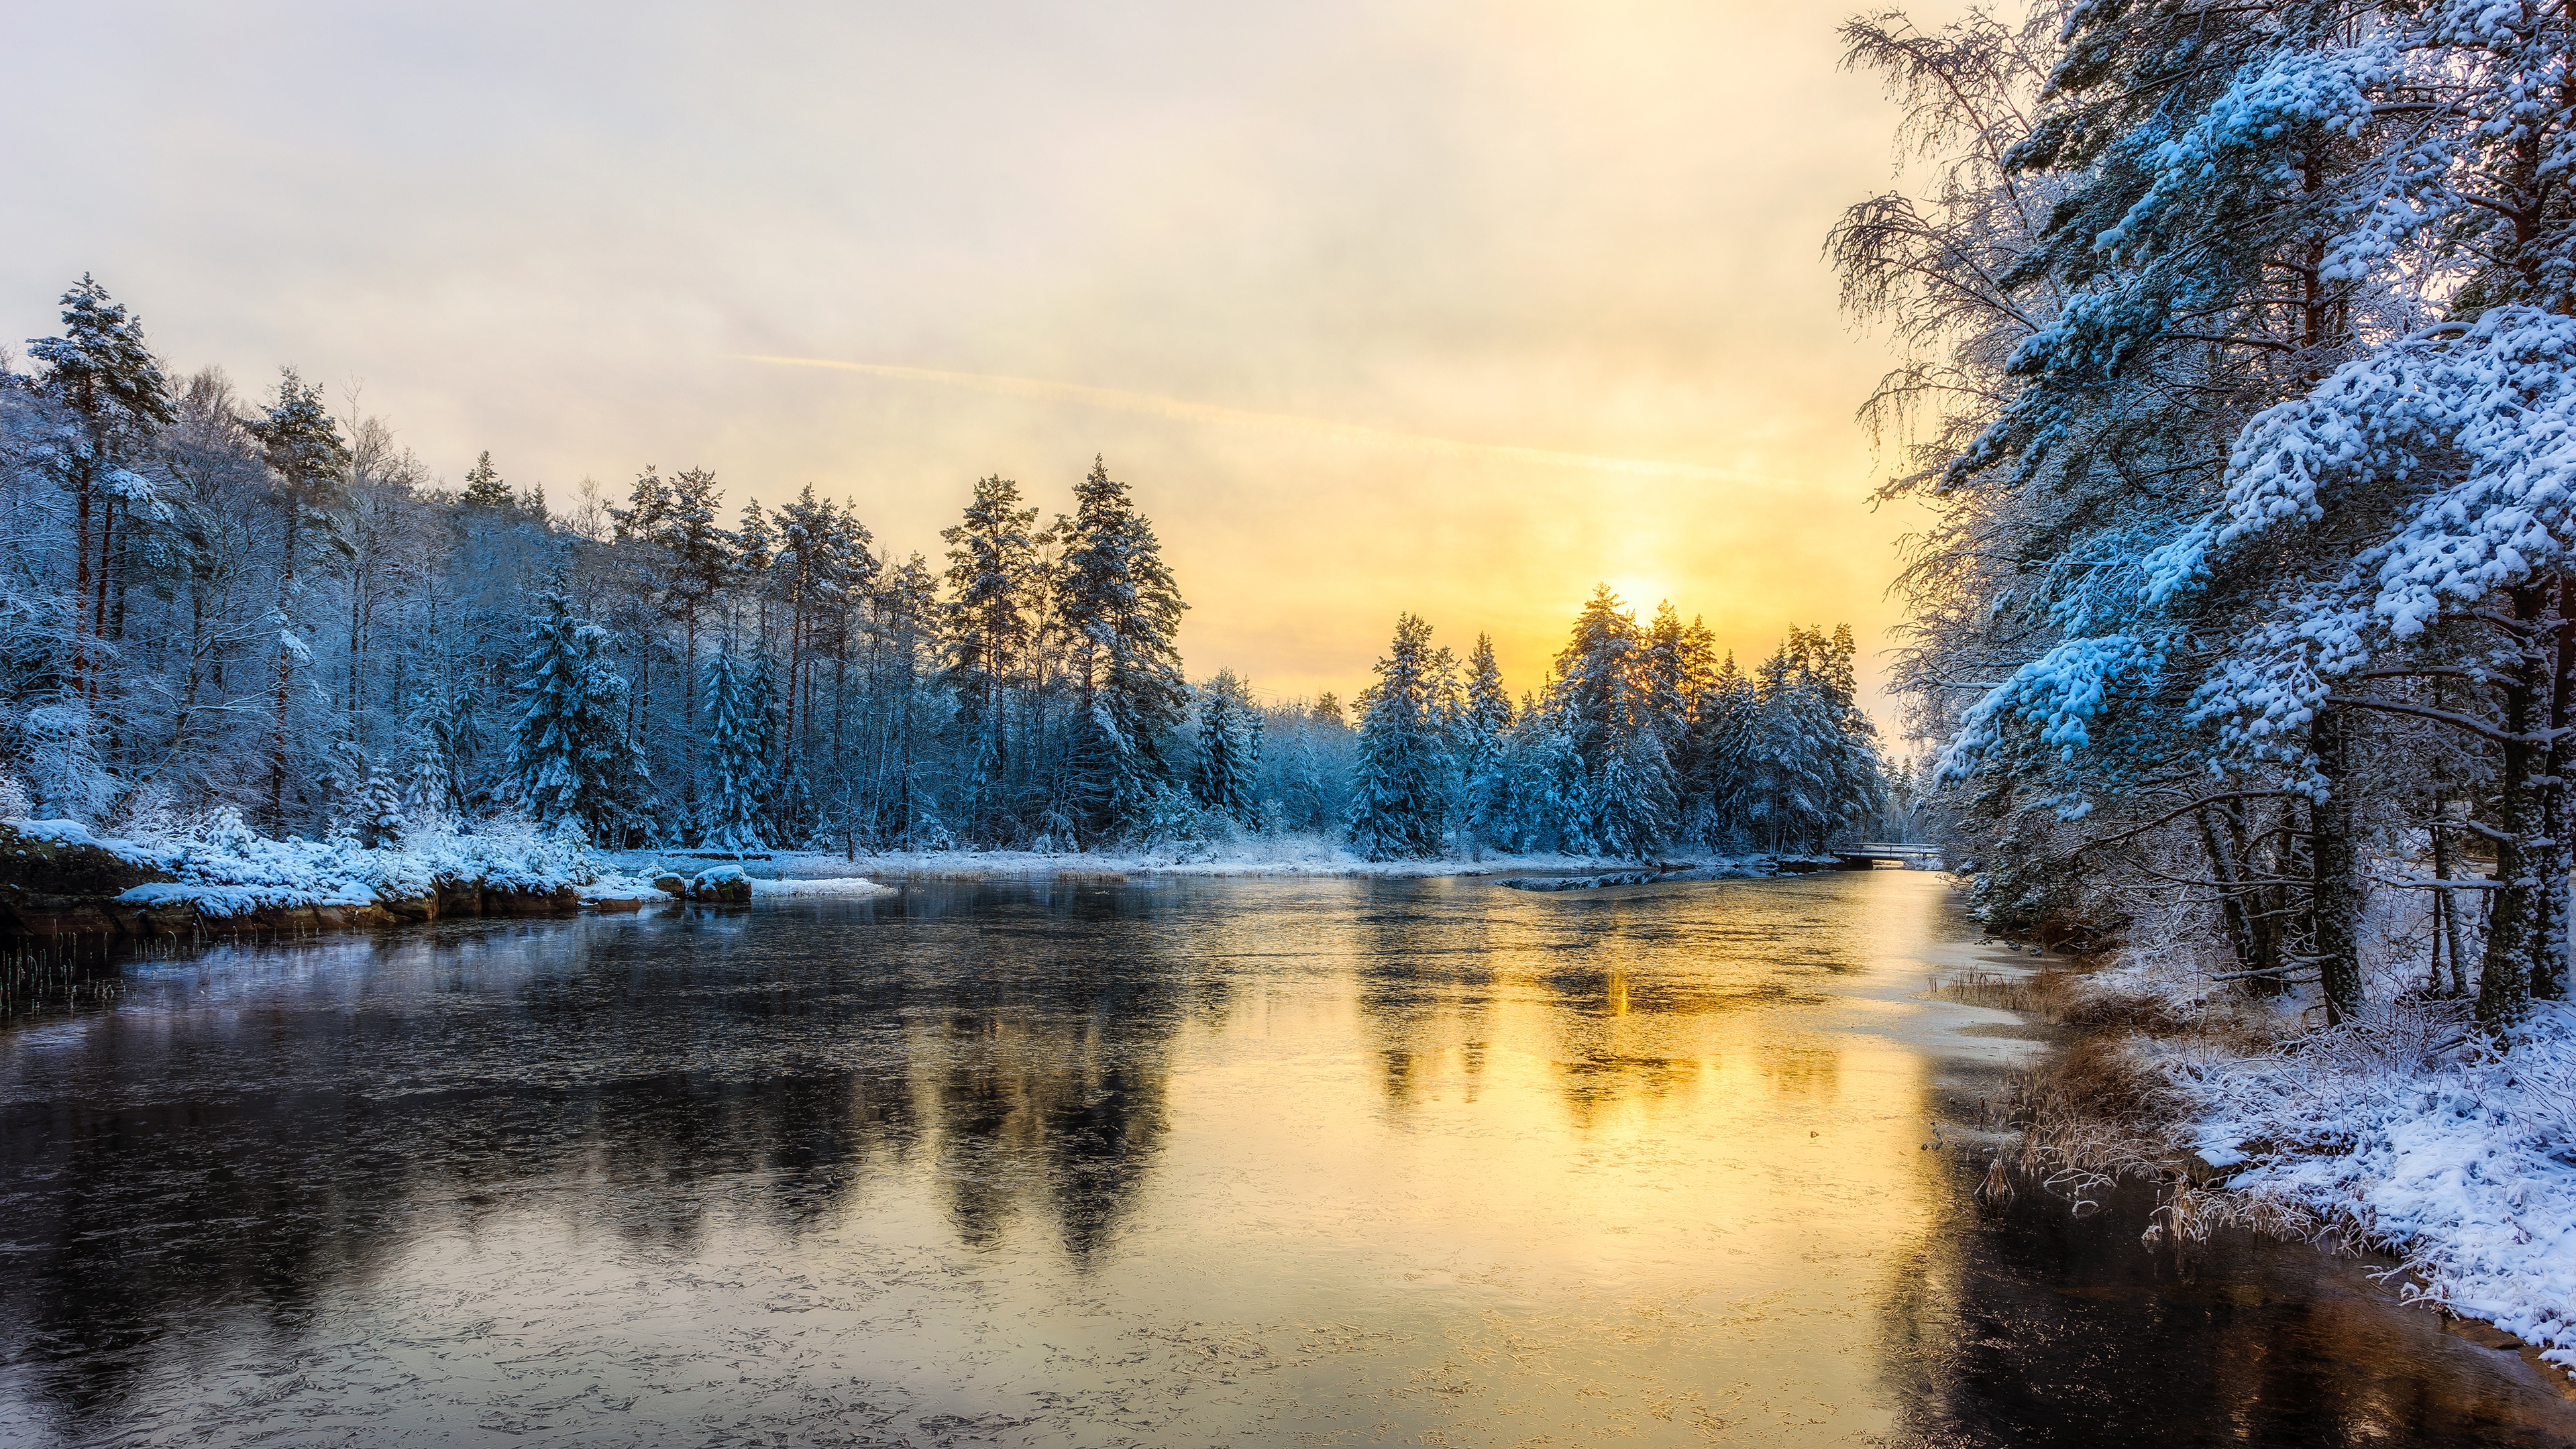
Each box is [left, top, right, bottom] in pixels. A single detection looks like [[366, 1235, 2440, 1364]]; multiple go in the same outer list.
[[1, 871, 2569, 1447]]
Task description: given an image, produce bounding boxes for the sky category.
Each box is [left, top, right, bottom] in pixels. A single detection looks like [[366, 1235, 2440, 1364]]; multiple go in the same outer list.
[[3, 0, 1937, 731]]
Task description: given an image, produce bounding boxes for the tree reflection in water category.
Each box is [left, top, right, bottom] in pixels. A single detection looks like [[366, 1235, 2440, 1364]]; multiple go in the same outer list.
[[0, 873, 2568, 1446]]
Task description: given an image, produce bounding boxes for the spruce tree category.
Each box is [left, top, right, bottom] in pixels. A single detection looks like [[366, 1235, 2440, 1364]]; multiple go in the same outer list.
[[1191, 669, 1263, 828], [698, 645, 769, 853], [1348, 613, 1454, 860], [1458, 634, 1515, 855], [356, 762, 407, 848], [1049, 456, 1187, 839], [1544, 587, 1675, 859], [502, 590, 648, 843], [403, 688, 478, 818]]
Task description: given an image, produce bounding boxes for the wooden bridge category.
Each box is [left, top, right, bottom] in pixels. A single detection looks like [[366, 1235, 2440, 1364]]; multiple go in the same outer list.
[[1831, 842, 1945, 870]]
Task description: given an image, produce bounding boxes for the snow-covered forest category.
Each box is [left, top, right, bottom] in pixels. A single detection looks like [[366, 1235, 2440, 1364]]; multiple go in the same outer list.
[[1845, 0, 2576, 1025], [0, 277, 1886, 865], [1846, 0, 2576, 1363]]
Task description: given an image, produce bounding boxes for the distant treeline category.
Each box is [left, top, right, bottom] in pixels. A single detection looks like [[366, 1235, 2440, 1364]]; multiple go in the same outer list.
[[2, 276, 1886, 858]]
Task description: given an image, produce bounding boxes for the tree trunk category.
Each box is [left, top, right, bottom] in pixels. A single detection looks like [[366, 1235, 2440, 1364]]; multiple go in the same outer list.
[[2478, 585, 2547, 1026], [2535, 576, 2575, 1002], [2312, 704, 2363, 1022], [269, 506, 301, 835]]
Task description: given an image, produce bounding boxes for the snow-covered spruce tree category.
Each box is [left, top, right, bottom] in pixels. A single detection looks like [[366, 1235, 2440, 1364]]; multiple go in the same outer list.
[[1049, 457, 1187, 841], [1258, 697, 1350, 835], [403, 687, 476, 819], [769, 484, 878, 784], [1539, 588, 1676, 859], [1692, 653, 1761, 848], [356, 760, 407, 848], [246, 368, 352, 834], [1191, 669, 1263, 829], [1348, 613, 1456, 860], [941, 474, 1039, 841], [698, 645, 770, 853], [1456, 634, 1515, 855], [501, 590, 647, 843]]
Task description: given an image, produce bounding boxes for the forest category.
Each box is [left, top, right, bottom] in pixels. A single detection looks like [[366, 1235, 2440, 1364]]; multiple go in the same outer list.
[[1843, 0, 2576, 1029], [0, 276, 1887, 865]]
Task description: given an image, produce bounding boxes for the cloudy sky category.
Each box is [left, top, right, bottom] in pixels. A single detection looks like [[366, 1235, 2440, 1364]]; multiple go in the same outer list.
[[5, 1, 1935, 724]]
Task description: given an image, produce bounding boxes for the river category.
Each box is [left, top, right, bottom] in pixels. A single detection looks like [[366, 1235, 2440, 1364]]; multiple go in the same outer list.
[[1, 870, 2570, 1446]]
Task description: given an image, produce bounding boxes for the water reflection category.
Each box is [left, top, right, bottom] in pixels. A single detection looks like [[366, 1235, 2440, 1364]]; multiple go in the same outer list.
[[0, 873, 2567, 1446]]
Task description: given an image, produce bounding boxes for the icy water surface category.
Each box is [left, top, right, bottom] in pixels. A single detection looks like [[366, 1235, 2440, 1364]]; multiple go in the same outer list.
[[2, 871, 2571, 1446]]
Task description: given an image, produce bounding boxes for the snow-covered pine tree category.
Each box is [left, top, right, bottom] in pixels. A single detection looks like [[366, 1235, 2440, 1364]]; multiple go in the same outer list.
[[1690, 652, 1760, 847], [1348, 614, 1454, 860], [26, 274, 173, 712], [247, 368, 352, 833], [941, 474, 1039, 839], [698, 645, 769, 853], [501, 590, 648, 843], [1191, 669, 1263, 828]]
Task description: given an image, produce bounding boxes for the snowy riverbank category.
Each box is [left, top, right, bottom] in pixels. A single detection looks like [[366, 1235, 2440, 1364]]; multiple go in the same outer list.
[[2045, 952, 2576, 1379], [607, 836, 1794, 885], [0, 815, 881, 938], [3, 815, 1833, 943]]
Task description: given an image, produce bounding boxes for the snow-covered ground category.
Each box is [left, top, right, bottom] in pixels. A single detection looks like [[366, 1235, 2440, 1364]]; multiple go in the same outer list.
[[606, 835, 1770, 884], [5, 814, 768, 916], [11, 816, 1786, 924], [2091, 951, 2576, 1377]]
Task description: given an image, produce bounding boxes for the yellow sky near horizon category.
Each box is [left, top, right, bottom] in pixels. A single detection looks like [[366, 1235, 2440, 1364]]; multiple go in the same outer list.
[[3, 0, 1947, 739]]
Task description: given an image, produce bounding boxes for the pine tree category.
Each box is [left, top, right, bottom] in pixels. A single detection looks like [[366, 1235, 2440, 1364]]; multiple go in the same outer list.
[[28, 274, 174, 705], [1348, 614, 1454, 860], [502, 590, 649, 843], [699, 645, 769, 853], [941, 474, 1039, 838], [1191, 669, 1263, 828], [247, 368, 352, 833]]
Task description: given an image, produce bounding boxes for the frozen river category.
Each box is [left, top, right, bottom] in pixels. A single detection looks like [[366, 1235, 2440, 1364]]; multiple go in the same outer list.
[[3, 871, 2571, 1445]]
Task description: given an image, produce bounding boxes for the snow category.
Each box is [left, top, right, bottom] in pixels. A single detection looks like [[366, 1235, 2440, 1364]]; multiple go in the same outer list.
[[2092, 945, 2576, 1377], [1939, 634, 2157, 779], [2164, 1007, 2576, 1374], [745, 876, 888, 898], [11, 812, 633, 917], [608, 836, 1772, 883]]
